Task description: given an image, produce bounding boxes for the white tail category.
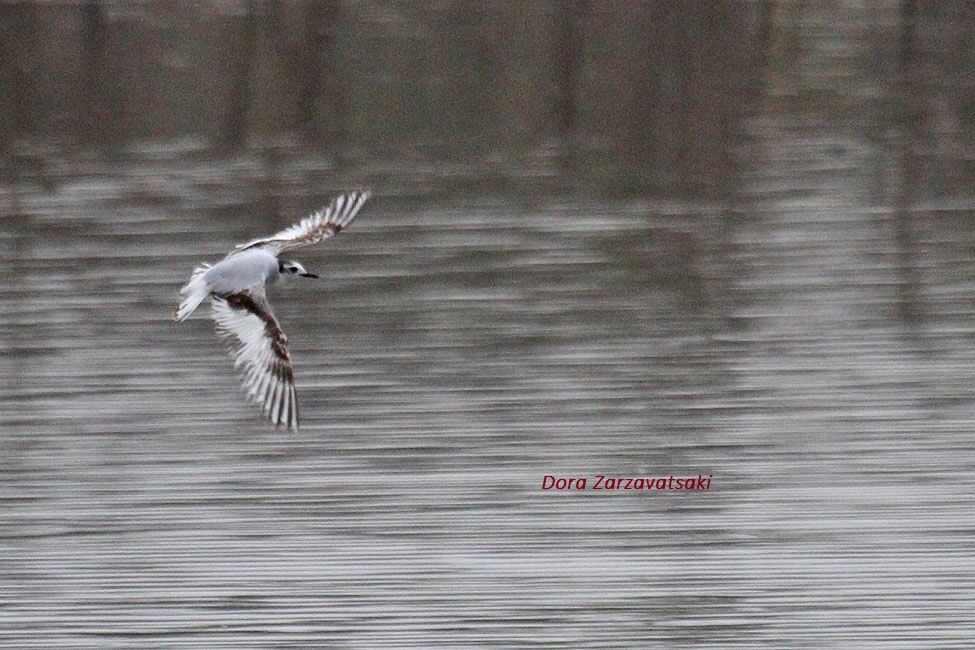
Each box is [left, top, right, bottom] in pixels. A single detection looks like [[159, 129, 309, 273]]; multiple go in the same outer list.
[[173, 264, 211, 321]]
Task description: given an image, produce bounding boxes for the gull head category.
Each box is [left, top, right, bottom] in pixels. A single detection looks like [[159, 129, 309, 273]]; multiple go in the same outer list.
[[278, 259, 318, 280]]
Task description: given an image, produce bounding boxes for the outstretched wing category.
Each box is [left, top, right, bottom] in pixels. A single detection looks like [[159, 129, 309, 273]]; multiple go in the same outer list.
[[236, 190, 371, 255], [211, 287, 299, 430]]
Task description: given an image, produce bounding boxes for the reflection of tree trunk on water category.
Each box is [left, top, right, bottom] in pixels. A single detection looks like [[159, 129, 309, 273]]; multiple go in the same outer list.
[[0, 3, 30, 156], [219, 0, 281, 220], [2, 7, 41, 408], [1, 3, 48, 187], [893, 0, 925, 329], [710, 1, 772, 325], [298, 0, 326, 145], [81, 0, 112, 152], [221, 0, 257, 155], [258, 2, 280, 221], [0, 1, 28, 222], [299, 0, 345, 167], [554, 0, 587, 187], [751, 0, 776, 112]]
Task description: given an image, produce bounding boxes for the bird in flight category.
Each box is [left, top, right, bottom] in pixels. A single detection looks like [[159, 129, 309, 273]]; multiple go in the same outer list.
[[173, 190, 371, 430]]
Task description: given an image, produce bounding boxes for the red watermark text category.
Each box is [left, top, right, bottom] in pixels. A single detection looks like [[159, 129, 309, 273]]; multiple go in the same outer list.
[[541, 474, 712, 491]]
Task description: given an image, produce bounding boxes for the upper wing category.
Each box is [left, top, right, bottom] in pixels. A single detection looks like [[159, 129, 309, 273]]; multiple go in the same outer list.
[[211, 287, 299, 430], [236, 190, 371, 255]]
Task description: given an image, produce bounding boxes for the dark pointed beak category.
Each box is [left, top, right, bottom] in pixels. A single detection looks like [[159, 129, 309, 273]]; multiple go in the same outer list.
[[300, 272, 318, 278]]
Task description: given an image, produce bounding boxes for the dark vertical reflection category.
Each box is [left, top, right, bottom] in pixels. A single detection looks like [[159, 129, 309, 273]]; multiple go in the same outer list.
[[81, 1, 108, 149], [442, 0, 500, 158], [221, 0, 257, 154], [711, 1, 773, 325], [321, 0, 347, 167], [0, 2, 33, 151], [751, 0, 776, 112], [553, 0, 587, 182], [893, 0, 926, 332], [298, 0, 328, 146]]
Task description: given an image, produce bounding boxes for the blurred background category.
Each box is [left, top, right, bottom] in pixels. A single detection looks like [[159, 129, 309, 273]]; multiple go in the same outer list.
[[3, 0, 975, 646]]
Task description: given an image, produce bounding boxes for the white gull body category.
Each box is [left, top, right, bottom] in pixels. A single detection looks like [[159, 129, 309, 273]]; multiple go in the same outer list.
[[208, 248, 279, 294]]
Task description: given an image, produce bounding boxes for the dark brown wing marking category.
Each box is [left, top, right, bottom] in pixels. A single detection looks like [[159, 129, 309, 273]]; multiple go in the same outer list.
[[211, 290, 299, 430], [235, 190, 370, 254], [225, 293, 292, 367]]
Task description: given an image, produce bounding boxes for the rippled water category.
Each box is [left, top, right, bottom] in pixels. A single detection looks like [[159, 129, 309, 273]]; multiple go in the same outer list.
[[3, 115, 975, 648]]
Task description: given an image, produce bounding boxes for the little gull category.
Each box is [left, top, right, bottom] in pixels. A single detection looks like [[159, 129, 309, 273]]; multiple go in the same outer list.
[[173, 190, 371, 430]]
